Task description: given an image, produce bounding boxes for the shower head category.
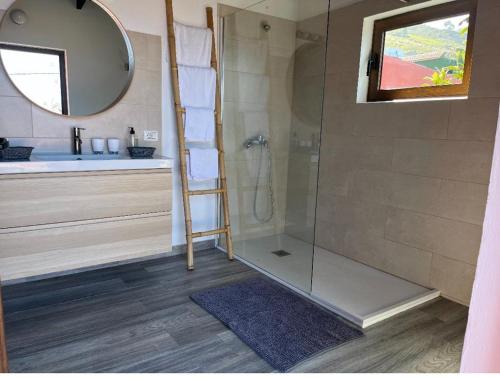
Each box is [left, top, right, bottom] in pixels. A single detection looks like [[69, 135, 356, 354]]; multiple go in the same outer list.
[[261, 22, 271, 32]]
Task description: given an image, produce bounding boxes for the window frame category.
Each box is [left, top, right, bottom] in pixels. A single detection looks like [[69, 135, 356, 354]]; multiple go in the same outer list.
[[367, 0, 477, 102], [0, 43, 69, 115]]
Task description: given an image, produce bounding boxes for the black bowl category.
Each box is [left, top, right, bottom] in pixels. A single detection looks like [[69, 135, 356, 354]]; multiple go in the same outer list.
[[0, 138, 9, 150], [0, 146, 34, 161], [127, 146, 156, 159]]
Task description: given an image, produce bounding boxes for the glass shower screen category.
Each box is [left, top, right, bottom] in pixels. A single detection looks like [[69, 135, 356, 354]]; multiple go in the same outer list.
[[219, 0, 330, 293]]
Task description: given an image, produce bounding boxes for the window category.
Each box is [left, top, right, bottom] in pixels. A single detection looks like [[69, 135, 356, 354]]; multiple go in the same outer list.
[[367, 0, 477, 102], [0, 44, 68, 114]]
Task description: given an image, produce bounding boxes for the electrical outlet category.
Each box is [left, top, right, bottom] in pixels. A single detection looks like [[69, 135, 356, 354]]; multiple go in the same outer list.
[[144, 131, 159, 142]]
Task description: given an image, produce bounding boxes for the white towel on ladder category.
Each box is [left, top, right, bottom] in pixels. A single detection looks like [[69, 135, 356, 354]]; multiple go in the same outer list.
[[178, 65, 216, 109], [188, 148, 219, 181], [184, 107, 215, 143], [174, 22, 212, 68]]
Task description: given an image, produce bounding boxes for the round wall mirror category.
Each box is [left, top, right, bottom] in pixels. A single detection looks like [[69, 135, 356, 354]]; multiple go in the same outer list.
[[0, 0, 134, 117]]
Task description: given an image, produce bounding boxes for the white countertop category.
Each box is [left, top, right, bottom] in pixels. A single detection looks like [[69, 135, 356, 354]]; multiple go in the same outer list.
[[0, 154, 174, 175]]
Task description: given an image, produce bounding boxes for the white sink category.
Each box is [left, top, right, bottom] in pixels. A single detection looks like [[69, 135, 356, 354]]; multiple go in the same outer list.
[[0, 153, 173, 175], [33, 154, 127, 161]]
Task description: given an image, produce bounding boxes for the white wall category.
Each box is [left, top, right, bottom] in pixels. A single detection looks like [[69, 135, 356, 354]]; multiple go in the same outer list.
[[0, 0, 220, 247], [90, 0, 220, 247], [461, 106, 500, 372]]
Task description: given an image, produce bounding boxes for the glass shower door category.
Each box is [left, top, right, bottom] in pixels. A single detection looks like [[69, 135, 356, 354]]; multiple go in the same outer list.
[[220, 0, 330, 293]]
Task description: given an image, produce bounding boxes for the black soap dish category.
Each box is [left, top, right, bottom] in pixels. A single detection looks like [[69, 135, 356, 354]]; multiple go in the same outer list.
[[0, 138, 8, 149], [128, 146, 156, 159], [0, 146, 34, 161]]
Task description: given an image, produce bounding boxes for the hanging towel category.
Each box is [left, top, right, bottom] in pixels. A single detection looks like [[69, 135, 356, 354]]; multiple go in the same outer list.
[[174, 22, 212, 68], [178, 65, 216, 109], [188, 148, 219, 181], [184, 107, 215, 143]]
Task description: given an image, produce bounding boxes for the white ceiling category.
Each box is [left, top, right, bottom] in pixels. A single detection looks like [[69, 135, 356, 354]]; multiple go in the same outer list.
[[219, 0, 365, 21]]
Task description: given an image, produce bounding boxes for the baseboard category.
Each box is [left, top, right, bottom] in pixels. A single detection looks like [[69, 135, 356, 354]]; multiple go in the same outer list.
[[3, 252, 170, 286], [3, 240, 218, 286], [172, 239, 216, 256], [441, 294, 470, 307]]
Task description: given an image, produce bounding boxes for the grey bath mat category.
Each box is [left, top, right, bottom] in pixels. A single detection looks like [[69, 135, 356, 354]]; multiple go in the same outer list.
[[190, 277, 363, 372]]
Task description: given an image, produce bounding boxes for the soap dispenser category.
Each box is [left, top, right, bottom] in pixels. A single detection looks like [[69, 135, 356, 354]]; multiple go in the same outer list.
[[129, 127, 137, 147]]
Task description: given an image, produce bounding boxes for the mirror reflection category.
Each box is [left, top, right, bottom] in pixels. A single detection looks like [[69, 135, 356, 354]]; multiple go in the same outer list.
[[0, 0, 134, 117]]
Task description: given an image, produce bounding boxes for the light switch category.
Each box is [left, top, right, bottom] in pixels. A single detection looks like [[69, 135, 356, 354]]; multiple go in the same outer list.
[[144, 131, 159, 142]]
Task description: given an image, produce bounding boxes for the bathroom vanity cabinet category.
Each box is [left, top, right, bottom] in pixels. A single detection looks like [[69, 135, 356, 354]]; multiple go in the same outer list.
[[0, 160, 173, 282]]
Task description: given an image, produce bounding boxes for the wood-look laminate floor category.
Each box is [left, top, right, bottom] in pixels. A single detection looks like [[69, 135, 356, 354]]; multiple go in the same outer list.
[[2, 249, 468, 373]]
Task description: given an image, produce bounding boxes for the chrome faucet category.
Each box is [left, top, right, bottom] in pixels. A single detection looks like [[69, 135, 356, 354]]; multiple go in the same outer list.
[[72, 127, 86, 155], [244, 135, 268, 149]]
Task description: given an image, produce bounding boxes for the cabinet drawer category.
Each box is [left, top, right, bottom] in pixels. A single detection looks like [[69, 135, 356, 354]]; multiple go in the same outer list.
[[0, 213, 172, 281], [0, 170, 172, 229]]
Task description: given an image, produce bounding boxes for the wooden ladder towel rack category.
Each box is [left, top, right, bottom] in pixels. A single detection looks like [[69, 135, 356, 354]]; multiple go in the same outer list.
[[0, 284, 8, 373], [165, 0, 234, 270]]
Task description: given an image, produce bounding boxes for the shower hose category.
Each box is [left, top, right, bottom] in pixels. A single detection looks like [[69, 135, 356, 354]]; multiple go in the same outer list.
[[253, 142, 275, 223]]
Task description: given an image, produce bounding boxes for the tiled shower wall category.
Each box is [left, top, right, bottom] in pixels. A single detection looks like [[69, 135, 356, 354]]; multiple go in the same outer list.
[[0, 20, 162, 155], [222, 6, 296, 241], [316, 0, 498, 305], [284, 13, 328, 243]]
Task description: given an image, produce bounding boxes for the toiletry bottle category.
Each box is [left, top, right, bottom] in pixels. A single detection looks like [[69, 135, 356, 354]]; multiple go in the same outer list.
[[129, 127, 137, 147]]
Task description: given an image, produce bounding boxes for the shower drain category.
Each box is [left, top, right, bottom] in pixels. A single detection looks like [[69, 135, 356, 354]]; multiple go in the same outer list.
[[271, 250, 291, 257]]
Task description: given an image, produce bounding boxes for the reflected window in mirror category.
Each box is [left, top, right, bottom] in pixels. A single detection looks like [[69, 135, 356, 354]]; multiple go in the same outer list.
[[0, 0, 134, 117], [0, 44, 68, 115]]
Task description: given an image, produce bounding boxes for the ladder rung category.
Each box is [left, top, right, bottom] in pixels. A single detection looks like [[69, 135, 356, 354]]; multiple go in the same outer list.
[[189, 189, 225, 196], [177, 107, 218, 115], [191, 228, 227, 239], [185, 149, 223, 155]]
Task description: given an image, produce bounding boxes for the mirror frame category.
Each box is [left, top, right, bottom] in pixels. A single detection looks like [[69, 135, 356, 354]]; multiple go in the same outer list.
[[0, 0, 135, 118]]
